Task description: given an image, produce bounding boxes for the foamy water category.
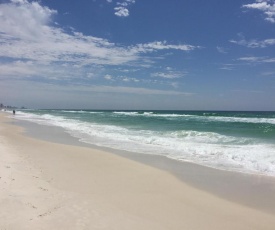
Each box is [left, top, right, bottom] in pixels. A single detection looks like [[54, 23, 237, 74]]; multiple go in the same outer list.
[[11, 109, 275, 176]]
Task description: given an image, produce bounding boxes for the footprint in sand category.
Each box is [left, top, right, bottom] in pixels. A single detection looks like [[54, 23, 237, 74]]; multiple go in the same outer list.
[[39, 187, 48, 191]]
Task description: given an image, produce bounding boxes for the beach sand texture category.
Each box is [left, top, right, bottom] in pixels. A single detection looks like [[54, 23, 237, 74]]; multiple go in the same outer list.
[[1, 113, 275, 230]]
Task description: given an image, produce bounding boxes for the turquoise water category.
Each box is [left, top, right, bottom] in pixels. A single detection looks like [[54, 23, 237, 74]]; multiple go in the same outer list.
[[13, 110, 275, 176]]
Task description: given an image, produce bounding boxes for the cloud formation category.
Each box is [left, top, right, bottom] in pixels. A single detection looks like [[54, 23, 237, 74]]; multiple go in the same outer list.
[[243, 0, 275, 23], [133, 41, 197, 52], [238, 56, 275, 63], [0, 0, 197, 79], [151, 71, 184, 79], [219, 64, 235, 71], [114, 0, 135, 17], [114, 6, 129, 17], [230, 37, 275, 48]]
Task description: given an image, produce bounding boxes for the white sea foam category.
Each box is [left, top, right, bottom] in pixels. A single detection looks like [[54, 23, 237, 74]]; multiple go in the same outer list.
[[62, 110, 103, 114], [13, 111, 275, 176], [112, 111, 275, 124], [62, 110, 86, 113], [206, 116, 275, 125], [113, 111, 139, 116]]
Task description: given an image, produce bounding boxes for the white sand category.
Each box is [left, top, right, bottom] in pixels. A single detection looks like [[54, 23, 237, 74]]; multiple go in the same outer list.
[[1, 113, 275, 230]]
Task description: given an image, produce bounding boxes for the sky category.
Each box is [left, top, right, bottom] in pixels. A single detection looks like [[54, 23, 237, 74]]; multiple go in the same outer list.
[[0, 0, 275, 110]]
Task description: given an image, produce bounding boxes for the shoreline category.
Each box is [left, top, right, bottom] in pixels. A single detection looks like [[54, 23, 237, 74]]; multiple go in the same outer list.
[[1, 112, 275, 229], [12, 113, 275, 214]]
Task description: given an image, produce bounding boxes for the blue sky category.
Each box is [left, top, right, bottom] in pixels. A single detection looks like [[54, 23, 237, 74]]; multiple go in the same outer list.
[[0, 0, 275, 110]]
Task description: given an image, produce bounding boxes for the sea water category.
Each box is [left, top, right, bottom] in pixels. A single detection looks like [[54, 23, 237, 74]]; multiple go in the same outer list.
[[12, 110, 275, 176]]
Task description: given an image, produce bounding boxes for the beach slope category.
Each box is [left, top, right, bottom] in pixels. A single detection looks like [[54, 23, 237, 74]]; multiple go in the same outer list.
[[1, 113, 275, 230]]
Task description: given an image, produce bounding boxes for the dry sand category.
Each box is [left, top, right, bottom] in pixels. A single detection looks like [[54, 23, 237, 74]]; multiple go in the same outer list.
[[1, 112, 275, 230]]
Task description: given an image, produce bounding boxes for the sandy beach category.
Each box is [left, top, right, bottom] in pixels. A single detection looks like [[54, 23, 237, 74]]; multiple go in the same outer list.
[[1, 112, 275, 230]]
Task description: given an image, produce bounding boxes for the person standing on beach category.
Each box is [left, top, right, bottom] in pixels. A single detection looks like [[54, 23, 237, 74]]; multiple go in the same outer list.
[[13, 110, 15, 115]]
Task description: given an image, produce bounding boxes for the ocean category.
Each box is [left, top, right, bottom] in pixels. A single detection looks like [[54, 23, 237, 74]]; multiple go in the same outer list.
[[11, 109, 275, 177]]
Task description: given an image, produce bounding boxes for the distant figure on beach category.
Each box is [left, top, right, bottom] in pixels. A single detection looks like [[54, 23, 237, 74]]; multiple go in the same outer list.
[[13, 110, 15, 115]]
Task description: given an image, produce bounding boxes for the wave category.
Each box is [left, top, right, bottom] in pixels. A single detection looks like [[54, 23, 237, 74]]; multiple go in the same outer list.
[[12, 111, 275, 176], [171, 130, 253, 145], [62, 110, 86, 113], [112, 111, 275, 125], [61, 111, 275, 126], [112, 111, 193, 118], [61, 110, 103, 114], [113, 111, 139, 116], [10, 111, 275, 176], [206, 116, 275, 125]]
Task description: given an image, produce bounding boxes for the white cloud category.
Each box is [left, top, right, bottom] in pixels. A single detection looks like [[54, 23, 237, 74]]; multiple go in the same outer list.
[[0, 0, 56, 41], [104, 74, 113, 80], [243, 0, 275, 23], [230, 37, 275, 48], [114, 0, 135, 17], [0, 61, 37, 77], [262, 57, 275, 62], [121, 76, 140, 82], [0, 0, 138, 69], [220, 64, 235, 71], [238, 56, 275, 63], [0, 0, 197, 80], [133, 41, 198, 52], [104, 75, 140, 83], [114, 6, 129, 17], [151, 70, 185, 79], [238, 56, 263, 62]]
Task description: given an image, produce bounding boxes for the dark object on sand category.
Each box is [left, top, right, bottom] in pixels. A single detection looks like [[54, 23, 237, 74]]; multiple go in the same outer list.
[[13, 110, 15, 115]]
